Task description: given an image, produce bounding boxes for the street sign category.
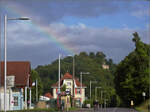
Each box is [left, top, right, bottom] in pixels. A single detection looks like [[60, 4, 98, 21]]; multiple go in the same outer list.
[[7, 75, 15, 87]]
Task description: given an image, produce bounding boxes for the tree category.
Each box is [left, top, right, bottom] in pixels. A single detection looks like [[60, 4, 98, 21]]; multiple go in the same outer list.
[[89, 52, 95, 59], [114, 32, 150, 106], [31, 70, 43, 103], [61, 84, 66, 92]]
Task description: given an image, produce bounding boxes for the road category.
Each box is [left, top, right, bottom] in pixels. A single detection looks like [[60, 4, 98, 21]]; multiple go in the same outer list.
[[67, 108, 139, 112]]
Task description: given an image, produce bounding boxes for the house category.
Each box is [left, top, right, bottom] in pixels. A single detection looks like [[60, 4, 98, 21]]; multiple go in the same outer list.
[[0, 61, 31, 111], [51, 72, 86, 107], [102, 64, 109, 70], [44, 92, 53, 99]]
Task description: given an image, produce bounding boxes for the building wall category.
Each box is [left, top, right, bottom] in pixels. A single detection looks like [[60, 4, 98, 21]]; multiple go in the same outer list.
[[63, 79, 73, 95], [53, 88, 57, 99], [52, 79, 86, 105], [74, 88, 85, 104], [0, 87, 13, 111], [0, 87, 23, 111], [12, 91, 23, 110], [102, 64, 109, 69]]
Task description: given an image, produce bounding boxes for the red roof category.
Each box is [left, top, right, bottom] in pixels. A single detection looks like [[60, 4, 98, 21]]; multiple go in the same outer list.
[[0, 61, 31, 88], [45, 92, 53, 98], [51, 72, 86, 88], [62, 72, 73, 79]]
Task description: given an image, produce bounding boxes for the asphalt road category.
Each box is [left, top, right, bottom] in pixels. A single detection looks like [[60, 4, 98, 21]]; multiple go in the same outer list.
[[67, 108, 139, 112]]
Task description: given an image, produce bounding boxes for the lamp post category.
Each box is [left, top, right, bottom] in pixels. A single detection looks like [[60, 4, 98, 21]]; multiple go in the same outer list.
[[72, 55, 75, 107], [104, 99, 108, 112], [100, 89, 103, 109], [90, 81, 97, 104], [103, 91, 107, 112], [80, 72, 89, 89], [142, 92, 146, 101], [58, 54, 61, 93], [80, 72, 89, 107], [36, 79, 38, 102], [0, 15, 1, 111], [4, 15, 30, 112], [95, 87, 101, 101], [57, 54, 61, 109], [0, 15, 1, 88]]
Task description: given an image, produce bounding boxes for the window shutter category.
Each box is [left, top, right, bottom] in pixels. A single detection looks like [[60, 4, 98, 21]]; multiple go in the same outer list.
[[75, 88, 77, 94]]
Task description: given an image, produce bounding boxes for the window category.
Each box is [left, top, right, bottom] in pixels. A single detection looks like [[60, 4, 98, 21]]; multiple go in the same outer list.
[[77, 89, 81, 94], [67, 82, 71, 86], [14, 96, 18, 106]]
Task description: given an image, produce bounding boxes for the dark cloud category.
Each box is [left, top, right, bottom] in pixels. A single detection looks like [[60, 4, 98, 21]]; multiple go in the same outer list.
[[0, 0, 149, 68], [0, 0, 135, 24], [47, 23, 148, 63]]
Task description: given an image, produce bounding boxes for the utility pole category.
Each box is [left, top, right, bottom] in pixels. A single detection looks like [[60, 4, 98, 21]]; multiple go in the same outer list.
[[3, 15, 30, 111], [0, 15, 1, 88], [0, 15, 1, 111], [25, 86, 27, 109], [4, 15, 7, 112], [80, 72, 89, 107], [101, 90, 103, 109], [36, 79, 38, 102], [95, 87, 101, 101], [90, 81, 97, 105], [80, 72, 82, 108], [58, 54, 61, 93], [72, 55, 75, 107], [29, 88, 32, 109]]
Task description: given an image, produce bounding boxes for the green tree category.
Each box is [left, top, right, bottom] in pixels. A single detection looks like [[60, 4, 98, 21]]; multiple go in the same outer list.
[[114, 32, 150, 106], [31, 69, 43, 103], [61, 84, 66, 92]]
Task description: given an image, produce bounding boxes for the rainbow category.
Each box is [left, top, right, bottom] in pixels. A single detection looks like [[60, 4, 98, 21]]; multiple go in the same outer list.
[[2, 5, 75, 55]]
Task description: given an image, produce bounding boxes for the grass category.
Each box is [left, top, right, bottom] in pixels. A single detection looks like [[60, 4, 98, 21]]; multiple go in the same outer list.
[[136, 99, 150, 112], [68, 107, 79, 111], [1, 108, 57, 112]]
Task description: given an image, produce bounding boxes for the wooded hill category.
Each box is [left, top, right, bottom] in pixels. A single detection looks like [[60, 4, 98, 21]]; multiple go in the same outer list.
[[34, 32, 149, 107], [35, 51, 117, 106]]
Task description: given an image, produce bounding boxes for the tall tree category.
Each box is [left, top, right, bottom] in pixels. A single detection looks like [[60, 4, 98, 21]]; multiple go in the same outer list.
[[31, 70, 43, 103], [114, 32, 150, 106]]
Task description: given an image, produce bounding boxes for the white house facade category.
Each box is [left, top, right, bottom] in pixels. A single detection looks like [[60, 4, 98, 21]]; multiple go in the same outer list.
[[51, 72, 86, 107]]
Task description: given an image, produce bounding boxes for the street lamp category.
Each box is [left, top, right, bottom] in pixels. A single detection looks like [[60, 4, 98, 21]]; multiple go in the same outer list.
[[4, 15, 30, 112], [80, 72, 89, 90], [104, 99, 108, 112], [142, 92, 146, 101], [80, 72, 89, 107], [58, 54, 61, 94], [90, 81, 97, 103], [95, 86, 101, 101]]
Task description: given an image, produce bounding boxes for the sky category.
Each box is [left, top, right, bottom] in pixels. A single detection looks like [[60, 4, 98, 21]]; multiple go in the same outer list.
[[0, 0, 149, 68]]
